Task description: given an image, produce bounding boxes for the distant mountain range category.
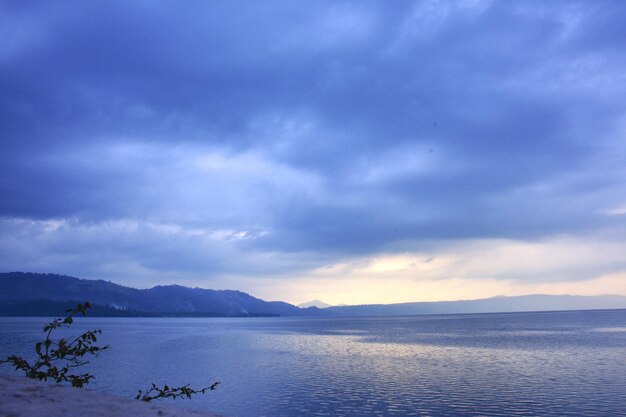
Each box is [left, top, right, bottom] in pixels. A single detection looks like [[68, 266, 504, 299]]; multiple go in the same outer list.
[[1, 272, 625, 317], [321, 294, 626, 316]]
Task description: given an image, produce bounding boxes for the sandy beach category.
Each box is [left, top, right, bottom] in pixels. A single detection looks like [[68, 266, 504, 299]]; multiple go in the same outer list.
[[0, 374, 222, 417]]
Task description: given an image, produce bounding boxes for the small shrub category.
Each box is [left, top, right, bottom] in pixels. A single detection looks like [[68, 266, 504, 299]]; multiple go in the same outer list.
[[0, 302, 107, 387], [135, 382, 220, 402]]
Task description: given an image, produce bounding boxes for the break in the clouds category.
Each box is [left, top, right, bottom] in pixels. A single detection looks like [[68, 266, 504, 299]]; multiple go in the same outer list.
[[1, 0, 625, 302]]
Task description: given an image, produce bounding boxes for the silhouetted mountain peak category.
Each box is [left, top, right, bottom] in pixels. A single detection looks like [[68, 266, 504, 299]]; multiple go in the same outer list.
[[298, 300, 333, 308]]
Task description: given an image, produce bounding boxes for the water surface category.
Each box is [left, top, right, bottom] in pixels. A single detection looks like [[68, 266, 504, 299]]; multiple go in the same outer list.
[[1, 309, 625, 417]]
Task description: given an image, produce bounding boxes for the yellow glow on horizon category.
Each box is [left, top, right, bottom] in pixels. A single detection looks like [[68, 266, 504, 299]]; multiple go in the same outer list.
[[238, 236, 626, 306], [269, 271, 626, 306]]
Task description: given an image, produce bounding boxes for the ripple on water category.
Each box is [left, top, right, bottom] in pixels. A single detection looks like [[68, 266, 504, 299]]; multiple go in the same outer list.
[[0, 310, 625, 417]]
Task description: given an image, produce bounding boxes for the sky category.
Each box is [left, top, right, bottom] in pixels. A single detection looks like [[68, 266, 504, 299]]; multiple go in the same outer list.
[[1, 0, 625, 305]]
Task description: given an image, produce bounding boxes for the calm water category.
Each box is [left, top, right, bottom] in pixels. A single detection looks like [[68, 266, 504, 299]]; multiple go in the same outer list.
[[1, 310, 625, 417]]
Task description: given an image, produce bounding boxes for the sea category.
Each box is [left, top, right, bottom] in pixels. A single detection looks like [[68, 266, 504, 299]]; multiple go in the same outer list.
[[1, 309, 625, 417]]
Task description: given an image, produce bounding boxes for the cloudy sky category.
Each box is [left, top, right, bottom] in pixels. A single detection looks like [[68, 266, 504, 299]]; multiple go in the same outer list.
[[1, 0, 625, 305]]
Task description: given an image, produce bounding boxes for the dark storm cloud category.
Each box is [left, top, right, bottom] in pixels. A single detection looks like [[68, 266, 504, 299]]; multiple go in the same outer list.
[[1, 0, 626, 280]]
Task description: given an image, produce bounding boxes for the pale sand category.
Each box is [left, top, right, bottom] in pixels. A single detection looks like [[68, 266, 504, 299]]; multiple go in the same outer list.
[[0, 374, 223, 417]]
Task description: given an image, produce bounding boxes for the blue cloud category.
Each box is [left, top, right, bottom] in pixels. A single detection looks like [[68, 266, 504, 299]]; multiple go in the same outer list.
[[1, 0, 625, 284]]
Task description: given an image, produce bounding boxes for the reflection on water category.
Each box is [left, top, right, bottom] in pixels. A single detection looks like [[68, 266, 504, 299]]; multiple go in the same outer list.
[[1, 310, 625, 417], [594, 327, 626, 333]]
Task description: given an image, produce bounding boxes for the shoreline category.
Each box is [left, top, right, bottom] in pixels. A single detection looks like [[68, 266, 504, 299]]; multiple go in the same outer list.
[[0, 374, 223, 417]]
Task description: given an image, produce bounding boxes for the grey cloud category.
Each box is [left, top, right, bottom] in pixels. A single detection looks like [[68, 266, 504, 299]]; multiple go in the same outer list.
[[1, 0, 625, 280]]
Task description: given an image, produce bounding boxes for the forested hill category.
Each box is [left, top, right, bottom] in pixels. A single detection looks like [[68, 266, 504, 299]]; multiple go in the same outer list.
[[0, 272, 308, 317]]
